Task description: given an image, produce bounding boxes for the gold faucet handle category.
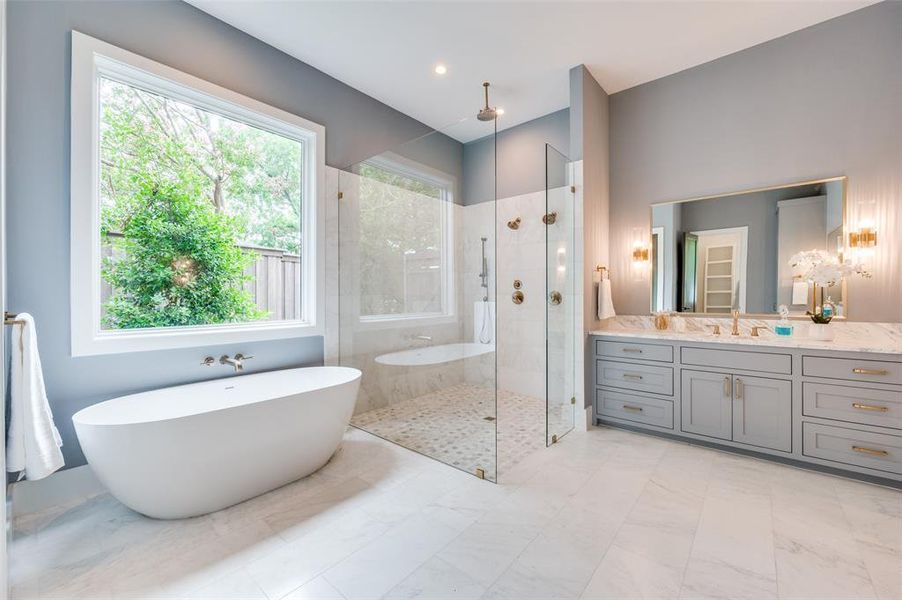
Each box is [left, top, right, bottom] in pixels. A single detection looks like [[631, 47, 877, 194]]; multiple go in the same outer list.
[[712, 324, 721, 335], [234, 353, 254, 361], [751, 326, 769, 337]]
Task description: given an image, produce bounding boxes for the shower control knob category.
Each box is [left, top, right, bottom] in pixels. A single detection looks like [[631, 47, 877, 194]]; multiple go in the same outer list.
[[512, 291, 524, 305], [549, 291, 563, 305], [513, 279, 522, 289]]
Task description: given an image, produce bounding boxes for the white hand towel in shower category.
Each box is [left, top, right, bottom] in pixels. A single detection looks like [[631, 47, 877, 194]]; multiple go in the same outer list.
[[6, 313, 64, 480], [597, 279, 616, 320]]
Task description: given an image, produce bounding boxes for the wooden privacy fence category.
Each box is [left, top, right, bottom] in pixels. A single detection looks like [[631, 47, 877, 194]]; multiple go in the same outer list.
[[240, 244, 301, 321], [101, 232, 301, 322]]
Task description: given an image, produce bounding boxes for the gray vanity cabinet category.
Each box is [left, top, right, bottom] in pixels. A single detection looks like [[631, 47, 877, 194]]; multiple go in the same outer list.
[[680, 370, 792, 451], [731, 375, 792, 452], [592, 333, 902, 486], [681, 370, 732, 440]]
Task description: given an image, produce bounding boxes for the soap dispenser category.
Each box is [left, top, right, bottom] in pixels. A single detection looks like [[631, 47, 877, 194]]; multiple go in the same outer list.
[[774, 304, 794, 337]]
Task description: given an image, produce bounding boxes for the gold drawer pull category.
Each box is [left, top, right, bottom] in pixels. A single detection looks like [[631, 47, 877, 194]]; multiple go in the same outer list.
[[852, 368, 889, 376], [622, 373, 644, 380], [622, 348, 643, 354], [852, 446, 889, 457], [622, 405, 644, 412], [852, 403, 889, 413]]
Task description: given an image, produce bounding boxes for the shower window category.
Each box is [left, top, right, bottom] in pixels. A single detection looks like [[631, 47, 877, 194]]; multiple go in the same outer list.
[[355, 155, 454, 323], [69, 32, 325, 355]]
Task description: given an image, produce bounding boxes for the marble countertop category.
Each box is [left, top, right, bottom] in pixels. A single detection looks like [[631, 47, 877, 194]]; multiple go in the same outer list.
[[589, 316, 902, 355]]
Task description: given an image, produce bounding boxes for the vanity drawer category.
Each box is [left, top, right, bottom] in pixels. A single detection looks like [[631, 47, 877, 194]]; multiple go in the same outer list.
[[596, 388, 673, 429], [803, 382, 902, 430], [681, 347, 792, 375], [803, 422, 902, 476], [596, 360, 673, 396], [802, 356, 902, 385], [596, 339, 673, 363]]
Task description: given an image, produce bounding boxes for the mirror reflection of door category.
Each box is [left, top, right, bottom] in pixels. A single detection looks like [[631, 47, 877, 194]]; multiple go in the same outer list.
[[692, 227, 748, 314], [680, 232, 698, 312]]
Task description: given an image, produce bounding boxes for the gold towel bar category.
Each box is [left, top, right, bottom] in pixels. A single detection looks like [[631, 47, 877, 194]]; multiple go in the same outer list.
[[4, 311, 25, 326]]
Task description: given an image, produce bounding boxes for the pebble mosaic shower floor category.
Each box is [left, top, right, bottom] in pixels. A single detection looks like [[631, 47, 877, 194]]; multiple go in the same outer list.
[[350, 383, 573, 481]]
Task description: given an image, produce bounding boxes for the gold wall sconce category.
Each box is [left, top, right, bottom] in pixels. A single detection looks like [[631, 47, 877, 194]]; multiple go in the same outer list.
[[849, 226, 877, 248], [632, 246, 649, 262]]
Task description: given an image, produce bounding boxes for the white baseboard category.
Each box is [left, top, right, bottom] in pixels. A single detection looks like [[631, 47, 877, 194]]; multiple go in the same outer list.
[[10, 465, 105, 519]]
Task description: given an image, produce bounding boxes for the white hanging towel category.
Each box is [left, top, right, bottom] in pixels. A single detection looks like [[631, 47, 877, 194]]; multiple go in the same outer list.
[[597, 279, 616, 320], [791, 280, 809, 305], [7, 313, 64, 480]]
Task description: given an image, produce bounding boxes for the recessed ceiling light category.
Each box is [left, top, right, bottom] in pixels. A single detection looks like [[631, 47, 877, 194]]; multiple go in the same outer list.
[[434, 64, 447, 75], [496, 108, 505, 116]]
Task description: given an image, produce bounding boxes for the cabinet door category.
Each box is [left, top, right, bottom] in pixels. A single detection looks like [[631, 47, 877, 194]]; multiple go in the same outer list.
[[732, 375, 792, 452], [681, 369, 732, 440]]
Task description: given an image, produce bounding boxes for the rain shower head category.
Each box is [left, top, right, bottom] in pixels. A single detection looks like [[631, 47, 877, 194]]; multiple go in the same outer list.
[[477, 82, 497, 122]]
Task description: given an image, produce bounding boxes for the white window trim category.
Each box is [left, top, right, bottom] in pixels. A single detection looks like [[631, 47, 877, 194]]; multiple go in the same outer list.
[[70, 31, 326, 356], [354, 153, 456, 327]]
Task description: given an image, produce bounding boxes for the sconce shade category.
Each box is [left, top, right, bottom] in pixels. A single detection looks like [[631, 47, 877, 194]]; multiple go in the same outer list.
[[849, 227, 877, 248]]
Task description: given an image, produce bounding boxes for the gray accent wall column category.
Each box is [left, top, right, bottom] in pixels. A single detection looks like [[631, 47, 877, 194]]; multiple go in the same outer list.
[[569, 64, 610, 408]]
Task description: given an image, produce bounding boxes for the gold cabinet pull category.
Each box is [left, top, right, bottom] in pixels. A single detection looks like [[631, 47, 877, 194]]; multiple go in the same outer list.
[[622, 373, 644, 380], [852, 446, 889, 457], [852, 368, 889, 376], [723, 376, 731, 397], [852, 402, 889, 413], [734, 377, 743, 400], [622, 347, 643, 354], [622, 405, 643, 412]]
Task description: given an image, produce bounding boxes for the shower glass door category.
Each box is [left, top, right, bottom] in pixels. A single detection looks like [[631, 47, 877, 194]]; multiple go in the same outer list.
[[337, 117, 499, 481], [545, 144, 576, 445]]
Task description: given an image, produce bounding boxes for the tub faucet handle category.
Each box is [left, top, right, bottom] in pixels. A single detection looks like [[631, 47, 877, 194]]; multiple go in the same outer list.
[[234, 353, 254, 361], [220, 354, 247, 372], [201, 356, 216, 367]]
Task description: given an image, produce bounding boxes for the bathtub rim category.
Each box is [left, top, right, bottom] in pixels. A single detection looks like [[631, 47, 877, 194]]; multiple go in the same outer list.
[[72, 365, 361, 427]]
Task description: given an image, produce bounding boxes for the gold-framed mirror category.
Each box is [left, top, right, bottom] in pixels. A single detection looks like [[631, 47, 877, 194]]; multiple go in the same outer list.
[[649, 176, 847, 319]]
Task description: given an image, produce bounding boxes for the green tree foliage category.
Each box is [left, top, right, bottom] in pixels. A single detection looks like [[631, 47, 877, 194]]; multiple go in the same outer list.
[[102, 181, 266, 329], [99, 77, 305, 328]]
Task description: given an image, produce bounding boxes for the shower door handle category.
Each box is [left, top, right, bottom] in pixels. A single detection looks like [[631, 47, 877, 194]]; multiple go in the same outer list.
[[549, 291, 562, 305]]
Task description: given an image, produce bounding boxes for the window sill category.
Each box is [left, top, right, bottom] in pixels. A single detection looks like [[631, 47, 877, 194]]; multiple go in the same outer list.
[[72, 320, 322, 357]]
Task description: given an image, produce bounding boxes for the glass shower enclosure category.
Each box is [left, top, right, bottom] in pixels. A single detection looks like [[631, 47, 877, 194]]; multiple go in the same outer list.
[[337, 117, 576, 482]]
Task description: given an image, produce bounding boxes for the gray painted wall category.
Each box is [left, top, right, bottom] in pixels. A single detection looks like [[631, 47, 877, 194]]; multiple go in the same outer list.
[[462, 108, 569, 205], [5, 0, 462, 468], [609, 1, 902, 322]]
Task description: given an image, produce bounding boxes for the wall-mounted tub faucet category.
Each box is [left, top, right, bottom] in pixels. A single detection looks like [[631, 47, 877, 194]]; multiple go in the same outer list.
[[220, 353, 254, 372]]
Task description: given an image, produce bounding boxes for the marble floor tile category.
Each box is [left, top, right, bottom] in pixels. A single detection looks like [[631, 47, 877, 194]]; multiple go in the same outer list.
[[383, 556, 486, 600], [10, 426, 901, 600]]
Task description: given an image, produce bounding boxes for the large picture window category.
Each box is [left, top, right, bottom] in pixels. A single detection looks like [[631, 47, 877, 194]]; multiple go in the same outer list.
[[70, 32, 325, 355]]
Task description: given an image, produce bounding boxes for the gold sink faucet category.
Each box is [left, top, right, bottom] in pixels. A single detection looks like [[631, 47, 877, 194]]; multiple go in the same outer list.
[[731, 310, 740, 336]]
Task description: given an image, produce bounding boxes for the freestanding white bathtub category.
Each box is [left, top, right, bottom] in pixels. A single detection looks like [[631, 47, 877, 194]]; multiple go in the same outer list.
[[72, 366, 361, 519]]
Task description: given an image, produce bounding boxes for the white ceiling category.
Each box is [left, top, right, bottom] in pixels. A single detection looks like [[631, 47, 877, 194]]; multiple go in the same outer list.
[[188, 0, 876, 143]]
